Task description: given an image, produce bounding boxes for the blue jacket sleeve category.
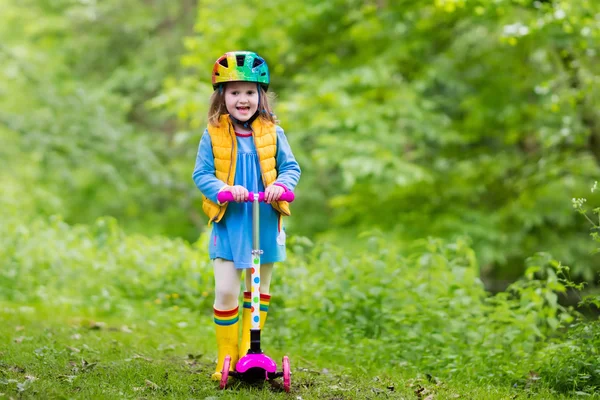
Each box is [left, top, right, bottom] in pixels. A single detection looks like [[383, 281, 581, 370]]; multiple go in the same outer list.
[[275, 126, 301, 191], [192, 130, 226, 203]]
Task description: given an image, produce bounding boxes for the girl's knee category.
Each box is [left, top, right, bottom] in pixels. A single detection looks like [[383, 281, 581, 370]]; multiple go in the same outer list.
[[214, 288, 239, 309]]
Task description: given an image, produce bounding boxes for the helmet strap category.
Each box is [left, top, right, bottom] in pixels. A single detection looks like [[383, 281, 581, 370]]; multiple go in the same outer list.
[[230, 112, 259, 130]]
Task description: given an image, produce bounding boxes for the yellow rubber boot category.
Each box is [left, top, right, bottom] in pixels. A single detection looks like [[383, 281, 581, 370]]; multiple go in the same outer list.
[[211, 306, 239, 381], [239, 292, 271, 359]]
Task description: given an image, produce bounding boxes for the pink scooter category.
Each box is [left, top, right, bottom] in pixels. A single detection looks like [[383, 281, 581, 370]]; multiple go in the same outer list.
[[216, 190, 295, 392]]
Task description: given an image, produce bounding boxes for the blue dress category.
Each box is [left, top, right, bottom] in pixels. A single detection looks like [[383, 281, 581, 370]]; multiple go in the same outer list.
[[192, 126, 301, 269]]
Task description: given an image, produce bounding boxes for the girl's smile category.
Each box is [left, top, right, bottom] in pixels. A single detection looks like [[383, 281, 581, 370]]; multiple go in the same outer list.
[[236, 106, 250, 115]]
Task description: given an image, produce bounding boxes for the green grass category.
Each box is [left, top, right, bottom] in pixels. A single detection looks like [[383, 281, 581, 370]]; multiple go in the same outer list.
[[0, 302, 590, 400]]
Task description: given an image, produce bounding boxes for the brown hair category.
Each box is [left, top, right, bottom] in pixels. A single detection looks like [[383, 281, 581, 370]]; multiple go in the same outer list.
[[208, 84, 278, 127]]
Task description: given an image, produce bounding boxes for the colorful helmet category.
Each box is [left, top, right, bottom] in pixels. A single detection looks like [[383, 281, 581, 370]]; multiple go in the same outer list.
[[212, 51, 270, 90]]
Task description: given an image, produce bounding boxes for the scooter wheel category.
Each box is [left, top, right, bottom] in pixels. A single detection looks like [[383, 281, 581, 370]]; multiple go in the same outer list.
[[282, 356, 291, 393], [219, 355, 231, 389]]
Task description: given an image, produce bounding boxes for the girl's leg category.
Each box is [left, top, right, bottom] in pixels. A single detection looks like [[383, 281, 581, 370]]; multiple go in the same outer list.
[[214, 258, 243, 309], [244, 262, 274, 294], [240, 263, 274, 358], [212, 258, 242, 380]]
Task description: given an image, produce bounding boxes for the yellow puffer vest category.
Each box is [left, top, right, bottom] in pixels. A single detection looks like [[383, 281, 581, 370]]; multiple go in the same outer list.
[[201, 114, 291, 224]]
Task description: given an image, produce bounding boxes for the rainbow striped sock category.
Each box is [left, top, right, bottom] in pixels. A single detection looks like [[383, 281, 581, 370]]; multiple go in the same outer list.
[[260, 293, 271, 313], [214, 306, 239, 326], [243, 292, 270, 313]]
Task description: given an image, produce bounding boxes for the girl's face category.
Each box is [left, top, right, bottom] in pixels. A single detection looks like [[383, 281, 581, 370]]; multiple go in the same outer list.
[[224, 81, 259, 126]]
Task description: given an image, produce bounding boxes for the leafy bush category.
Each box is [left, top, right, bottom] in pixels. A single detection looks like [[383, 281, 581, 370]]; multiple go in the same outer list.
[[532, 184, 600, 394], [270, 234, 573, 382], [0, 215, 214, 314], [536, 320, 600, 394]]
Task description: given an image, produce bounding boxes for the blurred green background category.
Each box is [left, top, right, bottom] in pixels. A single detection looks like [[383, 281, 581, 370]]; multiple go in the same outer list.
[[1, 0, 599, 288], [2, 1, 600, 396]]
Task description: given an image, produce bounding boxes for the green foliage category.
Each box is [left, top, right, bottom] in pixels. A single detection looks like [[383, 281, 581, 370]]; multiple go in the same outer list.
[[573, 181, 600, 256], [525, 183, 600, 395], [0, 201, 586, 393], [0, 178, 212, 312], [571, 182, 600, 314], [2, 0, 600, 282], [273, 234, 577, 382], [158, 0, 600, 282], [536, 320, 600, 394], [0, 0, 200, 239], [0, 215, 213, 314]]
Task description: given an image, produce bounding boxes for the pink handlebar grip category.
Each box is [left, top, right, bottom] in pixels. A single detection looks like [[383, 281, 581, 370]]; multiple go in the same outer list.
[[217, 190, 295, 204]]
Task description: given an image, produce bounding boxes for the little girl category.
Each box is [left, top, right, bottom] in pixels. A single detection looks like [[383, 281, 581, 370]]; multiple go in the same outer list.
[[192, 51, 301, 380]]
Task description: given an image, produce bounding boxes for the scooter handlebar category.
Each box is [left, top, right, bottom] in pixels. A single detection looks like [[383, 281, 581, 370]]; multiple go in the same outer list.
[[217, 190, 295, 204]]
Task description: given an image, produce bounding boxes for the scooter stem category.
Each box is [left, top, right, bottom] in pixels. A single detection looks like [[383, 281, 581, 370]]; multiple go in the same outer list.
[[250, 193, 263, 353]]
